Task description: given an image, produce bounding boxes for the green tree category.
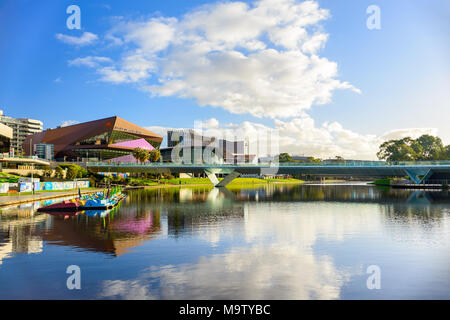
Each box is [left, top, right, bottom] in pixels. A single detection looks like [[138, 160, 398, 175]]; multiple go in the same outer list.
[[278, 153, 293, 162], [66, 166, 78, 180], [440, 145, 450, 160], [148, 149, 161, 162], [415, 134, 444, 160], [142, 149, 150, 162], [57, 164, 87, 179], [55, 166, 64, 179], [377, 137, 418, 161], [132, 148, 150, 163], [306, 157, 322, 163], [76, 165, 87, 178], [378, 135, 448, 161]]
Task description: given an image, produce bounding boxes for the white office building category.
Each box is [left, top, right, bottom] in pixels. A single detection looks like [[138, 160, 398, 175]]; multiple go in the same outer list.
[[0, 110, 43, 156]]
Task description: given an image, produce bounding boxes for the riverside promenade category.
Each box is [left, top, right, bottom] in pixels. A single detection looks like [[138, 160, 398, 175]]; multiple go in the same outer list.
[[0, 189, 104, 207]]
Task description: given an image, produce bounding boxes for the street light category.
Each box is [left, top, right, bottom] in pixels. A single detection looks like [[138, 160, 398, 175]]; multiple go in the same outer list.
[[31, 163, 34, 195]]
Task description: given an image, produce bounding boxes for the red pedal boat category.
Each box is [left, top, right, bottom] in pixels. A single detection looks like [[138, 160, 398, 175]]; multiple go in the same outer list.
[[37, 199, 84, 212]]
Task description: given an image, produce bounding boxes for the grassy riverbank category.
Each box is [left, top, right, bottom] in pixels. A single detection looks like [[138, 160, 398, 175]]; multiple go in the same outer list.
[[371, 178, 409, 186], [371, 178, 392, 186], [0, 177, 303, 198], [0, 173, 20, 183]]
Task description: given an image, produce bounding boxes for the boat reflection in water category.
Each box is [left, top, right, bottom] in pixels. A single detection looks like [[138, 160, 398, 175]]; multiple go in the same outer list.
[[0, 184, 449, 299], [35, 202, 162, 257]]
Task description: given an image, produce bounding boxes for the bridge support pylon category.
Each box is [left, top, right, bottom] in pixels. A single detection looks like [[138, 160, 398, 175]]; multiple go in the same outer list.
[[205, 170, 241, 188], [404, 169, 433, 184]]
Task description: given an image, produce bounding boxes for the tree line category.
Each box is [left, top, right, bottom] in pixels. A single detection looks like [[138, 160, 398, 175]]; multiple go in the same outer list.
[[276, 134, 450, 163], [377, 134, 450, 161]]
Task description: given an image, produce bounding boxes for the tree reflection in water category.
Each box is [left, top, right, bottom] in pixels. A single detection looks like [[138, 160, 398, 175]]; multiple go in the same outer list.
[[0, 184, 449, 299]]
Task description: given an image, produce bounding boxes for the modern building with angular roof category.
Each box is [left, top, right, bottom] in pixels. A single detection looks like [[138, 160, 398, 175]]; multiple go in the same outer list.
[[23, 116, 163, 161]]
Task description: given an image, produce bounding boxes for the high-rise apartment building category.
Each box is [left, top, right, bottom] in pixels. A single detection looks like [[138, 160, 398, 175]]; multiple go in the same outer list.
[[0, 110, 43, 155]]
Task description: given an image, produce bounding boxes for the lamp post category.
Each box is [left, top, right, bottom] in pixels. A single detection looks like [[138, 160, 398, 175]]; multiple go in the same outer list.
[[31, 163, 34, 195]]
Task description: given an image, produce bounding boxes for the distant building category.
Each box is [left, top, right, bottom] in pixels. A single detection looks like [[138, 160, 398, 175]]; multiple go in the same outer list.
[[258, 156, 276, 163], [258, 155, 318, 163], [0, 122, 13, 155], [0, 110, 43, 155], [291, 156, 311, 161], [167, 129, 215, 148], [23, 116, 163, 162], [34, 143, 54, 161], [163, 129, 255, 164]]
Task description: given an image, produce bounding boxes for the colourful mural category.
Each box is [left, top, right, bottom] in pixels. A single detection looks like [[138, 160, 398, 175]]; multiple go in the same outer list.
[[0, 183, 8, 193], [18, 181, 89, 192]]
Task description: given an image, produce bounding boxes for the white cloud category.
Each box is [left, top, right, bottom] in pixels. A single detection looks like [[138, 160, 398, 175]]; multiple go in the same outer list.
[[55, 32, 98, 46], [99, 201, 385, 299], [54, 77, 62, 83], [122, 18, 177, 53], [148, 117, 439, 160], [88, 0, 360, 118], [68, 56, 112, 68], [100, 245, 349, 299], [61, 120, 80, 127], [379, 128, 439, 142], [97, 54, 155, 83]]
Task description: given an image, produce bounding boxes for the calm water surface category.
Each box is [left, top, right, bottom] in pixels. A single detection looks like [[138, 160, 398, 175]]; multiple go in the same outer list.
[[0, 184, 449, 299]]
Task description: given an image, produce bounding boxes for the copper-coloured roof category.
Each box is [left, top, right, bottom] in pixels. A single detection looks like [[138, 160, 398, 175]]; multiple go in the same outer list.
[[23, 116, 163, 156]]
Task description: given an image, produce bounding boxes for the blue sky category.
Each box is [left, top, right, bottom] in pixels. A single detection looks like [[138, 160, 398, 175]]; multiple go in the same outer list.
[[0, 0, 449, 158]]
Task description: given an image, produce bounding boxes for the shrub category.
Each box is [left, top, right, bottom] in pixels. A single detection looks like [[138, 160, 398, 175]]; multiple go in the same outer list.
[[42, 167, 53, 178], [66, 166, 78, 180], [58, 164, 87, 179], [55, 166, 64, 179]]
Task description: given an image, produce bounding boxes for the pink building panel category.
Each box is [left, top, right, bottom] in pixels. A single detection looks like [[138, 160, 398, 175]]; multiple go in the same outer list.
[[111, 138, 155, 151]]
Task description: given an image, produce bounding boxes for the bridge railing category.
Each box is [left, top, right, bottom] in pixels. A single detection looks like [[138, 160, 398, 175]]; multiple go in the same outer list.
[[86, 160, 450, 167]]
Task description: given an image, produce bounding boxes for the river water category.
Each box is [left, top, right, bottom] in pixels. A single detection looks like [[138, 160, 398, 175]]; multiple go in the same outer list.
[[0, 183, 449, 299]]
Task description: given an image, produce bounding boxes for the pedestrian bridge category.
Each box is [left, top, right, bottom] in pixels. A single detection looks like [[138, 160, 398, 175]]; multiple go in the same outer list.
[[86, 161, 450, 187]]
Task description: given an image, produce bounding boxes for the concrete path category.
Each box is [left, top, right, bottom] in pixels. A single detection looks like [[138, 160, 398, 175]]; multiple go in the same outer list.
[[0, 189, 104, 207]]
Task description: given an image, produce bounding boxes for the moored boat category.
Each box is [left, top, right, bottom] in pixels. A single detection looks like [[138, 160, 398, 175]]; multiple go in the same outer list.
[[37, 188, 126, 212], [37, 199, 85, 212]]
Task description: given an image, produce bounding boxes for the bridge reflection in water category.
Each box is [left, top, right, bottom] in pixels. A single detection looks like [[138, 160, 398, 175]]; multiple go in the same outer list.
[[1, 184, 448, 259], [0, 183, 449, 299]]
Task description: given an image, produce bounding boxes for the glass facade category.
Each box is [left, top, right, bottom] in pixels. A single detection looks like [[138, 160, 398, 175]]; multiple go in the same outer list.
[[0, 134, 10, 153], [71, 130, 161, 160], [34, 143, 54, 160], [110, 130, 140, 144], [72, 148, 131, 161], [78, 131, 110, 146]]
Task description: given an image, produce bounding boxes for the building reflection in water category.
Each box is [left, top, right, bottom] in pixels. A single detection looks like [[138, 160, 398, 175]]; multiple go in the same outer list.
[[98, 185, 449, 299], [1, 186, 448, 260], [0, 202, 163, 259], [0, 203, 50, 264], [0, 184, 449, 299], [40, 205, 162, 256]]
